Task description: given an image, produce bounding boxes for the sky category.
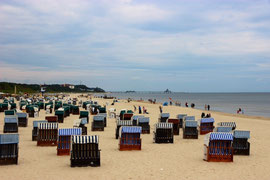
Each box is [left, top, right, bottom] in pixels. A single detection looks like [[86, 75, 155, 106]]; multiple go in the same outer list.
[[0, 0, 270, 92]]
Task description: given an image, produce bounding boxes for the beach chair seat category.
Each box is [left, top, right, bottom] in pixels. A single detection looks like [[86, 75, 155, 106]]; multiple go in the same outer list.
[[204, 132, 233, 162], [37, 123, 58, 146], [16, 112, 28, 127], [70, 135, 100, 167], [0, 134, 19, 165], [115, 120, 133, 139], [177, 114, 187, 128], [167, 119, 180, 135], [200, 118, 215, 135], [153, 123, 174, 143], [119, 126, 142, 151], [233, 130, 250, 155], [4, 116, 18, 133], [92, 115, 105, 131], [183, 120, 198, 139], [57, 128, 82, 156]]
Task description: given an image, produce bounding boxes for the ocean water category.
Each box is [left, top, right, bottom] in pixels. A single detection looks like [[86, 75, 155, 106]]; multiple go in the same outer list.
[[104, 92, 270, 118]]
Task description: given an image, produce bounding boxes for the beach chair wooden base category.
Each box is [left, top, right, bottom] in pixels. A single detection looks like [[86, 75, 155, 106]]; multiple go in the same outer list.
[[207, 154, 233, 162], [92, 127, 104, 131], [154, 134, 174, 143], [32, 135, 37, 141], [119, 144, 141, 151], [81, 126, 87, 135], [4, 125, 18, 133], [18, 118, 28, 127], [233, 142, 250, 155], [71, 158, 100, 167], [0, 157, 18, 165], [57, 149, 70, 156], [183, 134, 198, 139], [28, 112, 34, 118], [142, 130, 150, 134], [37, 141, 57, 146]]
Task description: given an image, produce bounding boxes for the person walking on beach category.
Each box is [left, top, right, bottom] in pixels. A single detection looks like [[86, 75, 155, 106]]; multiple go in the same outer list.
[[185, 102, 188, 107], [207, 104, 210, 111], [159, 106, 163, 113], [139, 106, 142, 114], [133, 105, 137, 112], [143, 106, 145, 114], [204, 104, 207, 111]]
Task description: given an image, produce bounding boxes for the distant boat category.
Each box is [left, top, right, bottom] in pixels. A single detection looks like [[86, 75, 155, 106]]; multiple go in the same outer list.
[[164, 89, 172, 93], [125, 91, 136, 93]]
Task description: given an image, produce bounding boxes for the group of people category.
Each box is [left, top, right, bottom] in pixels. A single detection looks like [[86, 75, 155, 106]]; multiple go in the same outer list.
[[237, 108, 244, 114], [204, 104, 211, 111], [134, 105, 149, 114], [201, 112, 211, 118]]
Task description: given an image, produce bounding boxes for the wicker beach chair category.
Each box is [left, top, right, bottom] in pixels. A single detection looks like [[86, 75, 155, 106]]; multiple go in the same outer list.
[[55, 110, 64, 123], [200, 118, 215, 135], [57, 128, 82, 156], [72, 105, 80, 115], [119, 126, 142, 151], [32, 120, 47, 141], [153, 123, 174, 143], [204, 132, 233, 162], [0, 134, 19, 165], [159, 113, 170, 123], [138, 117, 150, 134], [37, 123, 58, 146], [92, 115, 105, 131], [233, 130, 250, 155], [16, 112, 28, 127], [70, 135, 100, 167], [183, 120, 198, 139], [4, 116, 18, 133], [115, 120, 133, 139], [177, 114, 187, 128]]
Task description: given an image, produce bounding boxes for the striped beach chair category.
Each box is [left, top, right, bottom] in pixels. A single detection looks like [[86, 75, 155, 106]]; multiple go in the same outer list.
[[177, 114, 187, 128], [138, 117, 150, 134], [115, 120, 133, 139], [167, 118, 180, 135], [119, 126, 142, 151], [0, 134, 19, 165], [200, 118, 215, 135], [16, 112, 28, 127], [183, 120, 198, 139], [37, 123, 58, 146], [32, 120, 47, 141], [92, 115, 105, 131], [159, 113, 170, 123], [70, 135, 100, 167], [204, 132, 233, 162], [153, 123, 174, 143], [4, 116, 18, 133], [218, 122, 236, 130], [57, 128, 82, 155], [233, 130, 250, 155]]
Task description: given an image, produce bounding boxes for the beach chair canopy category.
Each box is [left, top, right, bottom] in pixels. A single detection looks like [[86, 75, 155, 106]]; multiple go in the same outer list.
[[155, 123, 173, 129], [98, 113, 107, 117], [80, 111, 89, 116], [55, 110, 64, 115], [138, 117, 150, 123], [234, 130, 250, 139], [210, 132, 233, 141], [72, 135, 99, 144], [33, 120, 48, 127], [58, 128, 82, 136], [121, 126, 142, 134], [216, 126, 232, 132], [184, 116, 195, 121], [0, 134, 19, 144], [4, 116, 18, 123], [201, 118, 214, 123], [38, 122, 58, 129], [5, 110, 15, 115], [93, 115, 105, 121], [185, 120, 197, 127], [160, 113, 170, 118], [16, 112, 27, 118], [218, 122, 236, 128], [177, 114, 187, 119], [117, 120, 133, 126], [133, 115, 144, 120]]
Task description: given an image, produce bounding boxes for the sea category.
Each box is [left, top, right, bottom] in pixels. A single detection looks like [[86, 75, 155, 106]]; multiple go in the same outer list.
[[102, 92, 270, 118]]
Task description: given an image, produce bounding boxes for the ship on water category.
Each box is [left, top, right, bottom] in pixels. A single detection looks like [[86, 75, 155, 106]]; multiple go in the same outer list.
[[164, 89, 172, 93]]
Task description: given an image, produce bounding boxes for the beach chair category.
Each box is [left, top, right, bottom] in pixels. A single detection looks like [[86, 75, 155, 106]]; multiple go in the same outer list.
[[72, 105, 80, 115], [16, 112, 28, 127], [159, 113, 170, 122], [92, 115, 105, 131], [4, 116, 18, 133], [27, 105, 35, 118], [55, 110, 64, 123], [183, 120, 198, 139], [177, 114, 187, 128], [119, 126, 142, 151], [218, 122, 236, 130], [10, 103, 17, 110], [98, 113, 107, 127], [79, 111, 89, 123], [70, 135, 100, 167], [1, 103, 8, 112], [37, 123, 58, 146], [204, 132, 233, 162], [233, 130, 250, 155], [200, 118, 215, 135], [32, 120, 47, 141], [57, 128, 82, 156], [138, 117, 150, 134], [153, 123, 174, 143], [0, 134, 19, 165], [115, 120, 133, 139], [132, 115, 144, 126], [167, 119, 180, 135], [215, 126, 233, 132], [63, 106, 70, 117], [122, 111, 133, 120], [45, 115, 58, 123]]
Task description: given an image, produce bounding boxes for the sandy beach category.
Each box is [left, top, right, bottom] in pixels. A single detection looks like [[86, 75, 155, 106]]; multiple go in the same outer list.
[[1, 93, 270, 180]]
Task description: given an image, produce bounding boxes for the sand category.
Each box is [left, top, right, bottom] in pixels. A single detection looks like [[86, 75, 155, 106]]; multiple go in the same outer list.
[[1, 93, 270, 180]]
